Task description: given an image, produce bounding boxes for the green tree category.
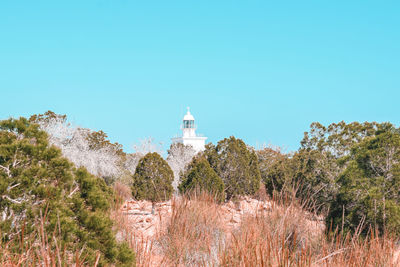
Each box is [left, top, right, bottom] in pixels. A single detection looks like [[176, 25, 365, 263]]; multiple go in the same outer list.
[[256, 147, 291, 196], [283, 121, 394, 213], [0, 117, 135, 266], [300, 121, 383, 158], [132, 152, 174, 211], [328, 127, 400, 235], [178, 156, 225, 202], [205, 137, 261, 199]]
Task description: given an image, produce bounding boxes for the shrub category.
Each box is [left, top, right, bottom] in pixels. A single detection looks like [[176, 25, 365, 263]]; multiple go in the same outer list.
[[256, 147, 291, 196], [205, 137, 261, 199], [131, 152, 174, 203], [167, 143, 197, 191], [178, 156, 225, 202], [328, 128, 400, 235], [0, 117, 135, 266]]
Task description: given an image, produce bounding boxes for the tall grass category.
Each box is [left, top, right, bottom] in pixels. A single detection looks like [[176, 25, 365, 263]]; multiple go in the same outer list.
[[123, 188, 399, 267], [4, 183, 397, 267], [0, 213, 94, 267], [158, 192, 225, 266]]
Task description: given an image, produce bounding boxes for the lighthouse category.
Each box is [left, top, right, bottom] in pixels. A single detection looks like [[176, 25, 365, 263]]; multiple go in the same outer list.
[[171, 108, 207, 152]]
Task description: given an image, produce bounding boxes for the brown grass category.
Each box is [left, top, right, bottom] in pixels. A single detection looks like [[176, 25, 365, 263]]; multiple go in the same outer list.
[[0, 213, 92, 267], [158, 192, 225, 266], [118, 188, 400, 267], [219, 192, 322, 266], [2, 185, 398, 267]]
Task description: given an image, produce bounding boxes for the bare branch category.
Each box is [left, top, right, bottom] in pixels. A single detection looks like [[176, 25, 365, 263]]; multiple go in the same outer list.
[[0, 164, 11, 177], [2, 195, 22, 204]]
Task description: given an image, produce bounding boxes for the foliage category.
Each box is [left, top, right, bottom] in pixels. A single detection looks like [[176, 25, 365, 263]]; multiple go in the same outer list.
[[178, 156, 225, 202], [133, 137, 163, 155], [256, 147, 291, 196], [257, 122, 395, 214], [0, 117, 135, 266], [30, 111, 124, 184], [166, 143, 197, 191], [328, 127, 400, 235], [205, 136, 261, 199], [131, 152, 174, 202], [300, 121, 384, 158]]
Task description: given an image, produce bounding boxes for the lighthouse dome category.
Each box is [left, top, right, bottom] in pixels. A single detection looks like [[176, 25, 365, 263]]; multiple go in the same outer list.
[[183, 109, 194, 121]]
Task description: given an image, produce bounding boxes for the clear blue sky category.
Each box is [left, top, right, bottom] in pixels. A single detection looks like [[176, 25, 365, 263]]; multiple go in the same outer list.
[[1, 1, 399, 153]]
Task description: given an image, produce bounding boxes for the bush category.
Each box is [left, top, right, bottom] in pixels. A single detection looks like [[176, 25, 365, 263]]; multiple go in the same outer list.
[[328, 128, 400, 235], [131, 152, 174, 203], [205, 137, 261, 199], [256, 147, 291, 196], [178, 156, 225, 202], [0, 117, 135, 266]]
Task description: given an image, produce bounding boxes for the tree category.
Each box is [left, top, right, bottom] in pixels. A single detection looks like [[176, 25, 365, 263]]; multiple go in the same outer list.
[[132, 152, 174, 212], [284, 121, 395, 213], [205, 137, 261, 199], [116, 137, 165, 183], [178, 156, 225, 202], [256, 147, 291, 196], [133, 136, 163, 155], [328, 127, 400, 235], [0, 117, 135, 266], [30, 111, 124, 184], [300, 121, 382, 158], [167, 143, 197, 191]]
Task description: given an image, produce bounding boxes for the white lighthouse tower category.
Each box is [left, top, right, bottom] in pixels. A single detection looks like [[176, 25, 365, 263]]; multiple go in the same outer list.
[[171, 107, 207, 152]]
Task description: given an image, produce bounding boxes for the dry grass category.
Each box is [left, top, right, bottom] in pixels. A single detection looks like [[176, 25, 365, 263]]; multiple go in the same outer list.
[[0, 214, 93, 267], [111, 182, 157, 267], [157, 192, 225, 266], [119, 189, 400, 267], [3, 184, 398, 267]]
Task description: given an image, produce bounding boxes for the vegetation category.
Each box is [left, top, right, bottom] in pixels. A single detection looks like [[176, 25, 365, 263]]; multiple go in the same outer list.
[[30, 111, 125, 184], [255, 121, 400, 236], [256, 147, 291, 196], [0, 117, 134, 266], [2, 111, 400, 265], [178, 156, 225, 202], [328, 125, 400, 235], [131, 152, 174, 204], [139, 191, 399, 267], [205, 136, 261, 199], [166, 143, 197, 190]]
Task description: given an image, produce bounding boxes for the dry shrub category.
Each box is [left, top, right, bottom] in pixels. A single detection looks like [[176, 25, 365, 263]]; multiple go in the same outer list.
[[158, 192, 225, 266]]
